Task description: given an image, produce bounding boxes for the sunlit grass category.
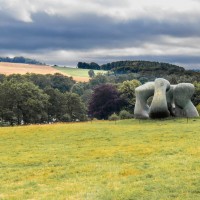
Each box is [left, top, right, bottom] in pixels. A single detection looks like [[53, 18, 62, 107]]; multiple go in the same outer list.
[[1, 118, 200, 199], [53, 66, 107, 78]]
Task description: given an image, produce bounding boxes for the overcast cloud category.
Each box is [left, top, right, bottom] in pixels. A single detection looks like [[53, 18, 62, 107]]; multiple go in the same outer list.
[[0, 0, 200, 69]]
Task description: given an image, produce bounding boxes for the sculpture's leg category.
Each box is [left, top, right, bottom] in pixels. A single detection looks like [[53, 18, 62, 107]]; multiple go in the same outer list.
[[149, 78, 170, 118], [174, 83, 199, 118], [166, 85, 176, 116], [134, 82, 155, 119]]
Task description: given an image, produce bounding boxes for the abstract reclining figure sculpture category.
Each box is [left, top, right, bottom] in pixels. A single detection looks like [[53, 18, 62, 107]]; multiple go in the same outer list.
[[134, 78, 199, 119]]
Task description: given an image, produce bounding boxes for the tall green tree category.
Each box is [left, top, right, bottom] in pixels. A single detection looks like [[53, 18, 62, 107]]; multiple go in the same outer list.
[[50, 73, 75, 92], [71, 82, 86, 96], [192, 81, 200, 106], [44, 87, 65, 122], [89, 73, 108, 88], [63, 92, 87, 121], [26, 74, 51, 89], [0, 80, 49, 124], [118, 80, 141, 112]]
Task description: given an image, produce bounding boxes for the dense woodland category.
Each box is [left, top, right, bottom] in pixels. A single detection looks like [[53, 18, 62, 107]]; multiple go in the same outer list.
[[78, 60, 185, 72], [0, 56, 45, 65], [78, 61, 200, 82], [0, 63, 200, 126]]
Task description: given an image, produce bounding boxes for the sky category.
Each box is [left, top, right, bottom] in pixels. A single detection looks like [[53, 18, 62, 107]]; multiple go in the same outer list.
[[0, 0, 200, 69]]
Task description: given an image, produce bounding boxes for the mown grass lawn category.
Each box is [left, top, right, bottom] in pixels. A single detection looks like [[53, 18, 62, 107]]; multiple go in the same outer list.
[[53, 66, 107, 78], [1, 118, 200, 200]]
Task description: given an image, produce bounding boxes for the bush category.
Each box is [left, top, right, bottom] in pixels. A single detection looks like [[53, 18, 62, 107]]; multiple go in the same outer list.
[[109, 113, 120, 121], [61, 114, 71, 122], [196, 104, 200, 115], [119, 110, 133, 119]]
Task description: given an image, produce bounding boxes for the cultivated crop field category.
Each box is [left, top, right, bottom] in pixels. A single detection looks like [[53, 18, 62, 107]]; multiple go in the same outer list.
[[0, 62, 60, 75], [0, 62, 95, 82], [1, 119, 200, 199]]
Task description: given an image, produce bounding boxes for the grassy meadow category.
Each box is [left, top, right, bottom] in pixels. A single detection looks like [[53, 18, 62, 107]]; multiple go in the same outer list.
[[1, 119, 200, 199], [54, 66, 107, 77]]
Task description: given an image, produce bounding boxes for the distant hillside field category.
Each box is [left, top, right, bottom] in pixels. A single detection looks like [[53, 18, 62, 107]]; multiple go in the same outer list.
[[1, 119, 200, 199], [0, 62, 89, 82], [53, 66, 107, 81], [0, 62, 60, 75]]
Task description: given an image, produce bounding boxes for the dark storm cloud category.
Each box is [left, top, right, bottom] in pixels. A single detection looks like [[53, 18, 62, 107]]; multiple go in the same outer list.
[[1, 12, 200, 52], [1, 9, 200, 69]]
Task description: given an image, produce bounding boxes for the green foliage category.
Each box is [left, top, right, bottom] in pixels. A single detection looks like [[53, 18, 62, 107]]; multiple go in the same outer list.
[[5, 73, 75, 93], [71, 82, 85, 95], [0, 80, 49, 124], [89, 73, 109, 88], [64, 92, 87, 121], [108, 73, 140, 84], [101, 60, 185, 73], [77, 60, 200, 83], [60, 113, 71, 122], [193, 81, 200, 106], [6, 74, 27, 82], [119, 110, 133, 119], [196, 104, 200, 115], [44, 87, 65, 121], [53, 66, 106, 78], [108, 113, 120, 121], [139, 76, 149, 84], [118, 80, 141, 111], [0, 56, 45, 65], [0, 74, 6, 83], [25, 73, 51, 89], [78, 62, 100, 70], [78, 60, 185, 75], [0, 73, 87, 125], [0, 57, 199, 125], [44, 88, 87, 122], [81, 89, 93, 106], [167, 75, 178, 84], [88, 69, 95, 78], [49, 73, 75, 92]]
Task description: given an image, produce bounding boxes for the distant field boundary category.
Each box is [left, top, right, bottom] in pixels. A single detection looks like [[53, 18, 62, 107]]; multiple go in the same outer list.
[[0, 62, 61, 75], [53, 66, 107, 82], [0, 62, 91, 82]]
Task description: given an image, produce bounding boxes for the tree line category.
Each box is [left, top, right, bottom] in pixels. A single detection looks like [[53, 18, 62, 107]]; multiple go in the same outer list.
[[0, 70, 200, 126], [0, 73, 86, 125], [78, 60, 200, 82], [78, 60, 185, 71], [0, 56, 45, 65]]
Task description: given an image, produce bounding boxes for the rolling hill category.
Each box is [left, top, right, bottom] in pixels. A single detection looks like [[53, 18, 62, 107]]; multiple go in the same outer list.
[[0, 62, 59, 75], [0, 62, 90, 82]]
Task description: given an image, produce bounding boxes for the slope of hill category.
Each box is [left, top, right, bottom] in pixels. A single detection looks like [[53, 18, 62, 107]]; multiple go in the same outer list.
[[53, 66, 106, 78], [0, 62, 89, 82], [101, 60, 185, 72], [0, 62, 59, 75], [78, 60, 185, 74], [78, 60, 200, 82]]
